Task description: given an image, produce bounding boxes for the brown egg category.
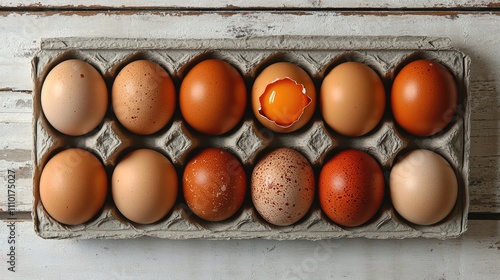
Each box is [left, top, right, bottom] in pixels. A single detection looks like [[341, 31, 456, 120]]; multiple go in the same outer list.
[[251, 148, 315, 226], [39, 148, 108, 225], [112, 149, 178, 224], [252, 62, 316, 133], [179, 59, 247, 135], [390, 149, 458, 225], [183, 148, 247, 222], [391, 59, 458, 137], [319, 149, 385, 227], [321, 62, 386, 137], [41, 59, 108, 136], [112, 60, 176, 135]]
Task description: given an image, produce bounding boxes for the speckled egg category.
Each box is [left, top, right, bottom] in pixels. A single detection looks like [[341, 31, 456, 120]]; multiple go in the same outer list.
[[251, 148, 315, 226], [112, 60, 176, 135], [319, 149, 385, 227]]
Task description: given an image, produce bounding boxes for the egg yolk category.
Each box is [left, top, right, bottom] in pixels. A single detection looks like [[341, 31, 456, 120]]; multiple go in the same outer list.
[[258, 78, 311, 127]]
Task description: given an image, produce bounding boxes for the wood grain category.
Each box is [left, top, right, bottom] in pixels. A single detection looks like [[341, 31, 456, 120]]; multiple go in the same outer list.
[[0, 0, 499, 9]]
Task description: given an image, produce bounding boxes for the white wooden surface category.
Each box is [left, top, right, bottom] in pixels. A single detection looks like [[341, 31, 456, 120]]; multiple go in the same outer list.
[[1, 0, 499, 8], [1, 3, 500, 279], [0, 220, 499, 280]]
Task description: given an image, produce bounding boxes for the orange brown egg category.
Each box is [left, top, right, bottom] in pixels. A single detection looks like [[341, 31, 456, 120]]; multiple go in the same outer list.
[[319, 149, 385, 227], [179, 59, 247, 135], [391, 59, 458, 137], [39, 148, 108, 225]]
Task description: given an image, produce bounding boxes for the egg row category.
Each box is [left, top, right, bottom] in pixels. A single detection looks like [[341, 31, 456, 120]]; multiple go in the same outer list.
[[39, 146, 458, 228], [41, 58, 458, 139]]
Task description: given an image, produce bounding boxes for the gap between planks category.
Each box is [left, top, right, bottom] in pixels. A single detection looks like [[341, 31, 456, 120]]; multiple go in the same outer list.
[[0, 9, 500, 18]]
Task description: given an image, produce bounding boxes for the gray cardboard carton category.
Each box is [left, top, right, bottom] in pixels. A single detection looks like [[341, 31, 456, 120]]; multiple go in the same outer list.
[[32, 36, 470, 239]]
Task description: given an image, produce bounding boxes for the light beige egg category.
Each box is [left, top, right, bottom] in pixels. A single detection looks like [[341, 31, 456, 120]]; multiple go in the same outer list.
[[112, 149, 178, 224], [251, 148, 315, 226], [390, 149, 458, 225], [41, 59, 108, 136]]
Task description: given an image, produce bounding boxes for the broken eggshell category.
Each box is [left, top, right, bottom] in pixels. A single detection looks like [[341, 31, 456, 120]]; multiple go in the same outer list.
[[252, 62, 316, 133], [258, 77, 312, 129]]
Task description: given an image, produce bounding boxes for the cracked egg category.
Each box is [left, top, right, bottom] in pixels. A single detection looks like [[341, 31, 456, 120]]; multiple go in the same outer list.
[[252, 62, 316, 133]]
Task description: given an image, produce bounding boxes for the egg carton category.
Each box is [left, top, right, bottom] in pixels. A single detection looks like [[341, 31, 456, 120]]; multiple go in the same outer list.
[[32, 36, 470, 240]]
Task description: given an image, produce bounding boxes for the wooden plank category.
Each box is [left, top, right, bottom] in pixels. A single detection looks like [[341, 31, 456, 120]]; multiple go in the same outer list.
[[469, 77, 500, 212], [1, 12, 500, 91], [0, 91, 32, 213], [0, 0, 499, 9], [0, 91, 31, 123], [0, 220, 498, 278], [0, 12, 499, 213]]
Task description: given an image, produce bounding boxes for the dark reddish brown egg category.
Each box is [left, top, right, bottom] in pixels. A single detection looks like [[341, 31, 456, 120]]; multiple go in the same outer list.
[[319, 149, 385, 227], [183, 148, 247, 222], [391, 59, 458, 137]]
